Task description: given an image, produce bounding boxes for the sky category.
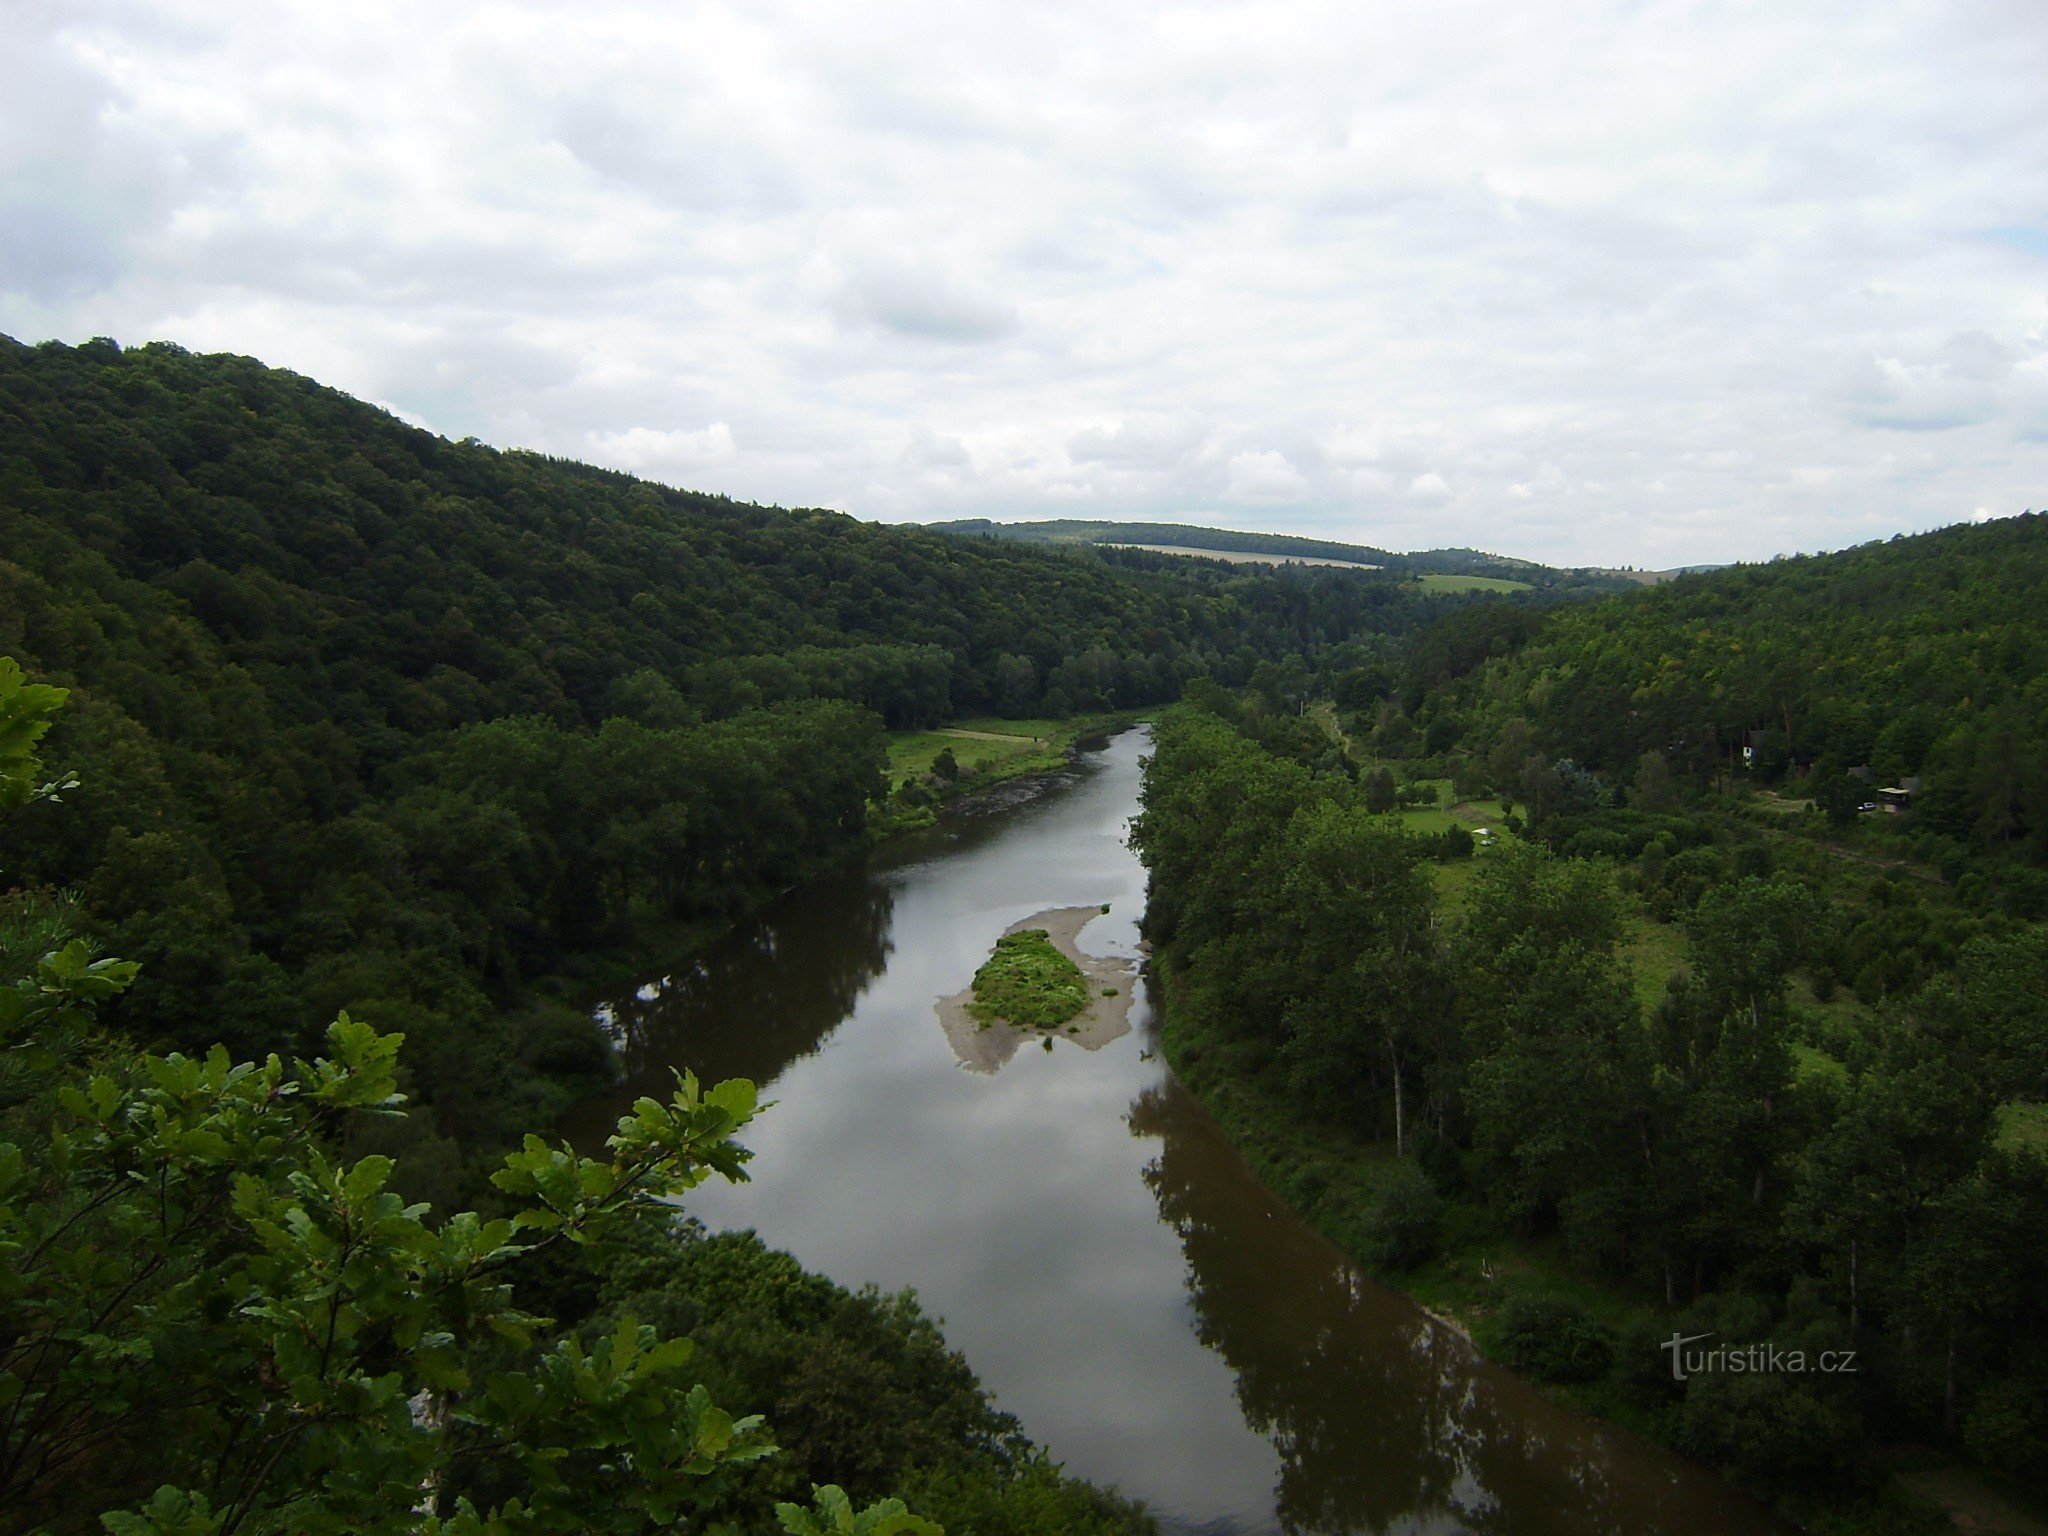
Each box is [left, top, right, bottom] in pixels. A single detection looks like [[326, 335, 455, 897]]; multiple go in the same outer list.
[[3, 1, 2046, 567]]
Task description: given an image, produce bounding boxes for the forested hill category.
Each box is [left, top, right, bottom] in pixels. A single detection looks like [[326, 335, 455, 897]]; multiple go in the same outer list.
[[1419, 514, 2048, 877], [0, 334, 1465, 1191], [0, 336, 1437, 737], [928, 517, 1398, 566], [927, 517, 1637, 594]]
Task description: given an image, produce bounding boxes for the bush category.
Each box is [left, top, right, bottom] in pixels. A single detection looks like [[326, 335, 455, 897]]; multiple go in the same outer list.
[[1362, 1161, 1442, 1271], [1493, 1293, 1614, 1383], [1964, 1375, 2048, 1481], [1675, 1371, 1871, 1491], [968, 929, 1087, 1028]]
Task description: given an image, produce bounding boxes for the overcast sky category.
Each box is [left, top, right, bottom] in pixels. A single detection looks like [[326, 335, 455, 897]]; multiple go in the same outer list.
[[4, 1, 2045, 566]]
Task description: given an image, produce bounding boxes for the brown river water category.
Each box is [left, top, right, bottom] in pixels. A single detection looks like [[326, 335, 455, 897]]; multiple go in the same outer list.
[[568, 727, 1795, 1536]]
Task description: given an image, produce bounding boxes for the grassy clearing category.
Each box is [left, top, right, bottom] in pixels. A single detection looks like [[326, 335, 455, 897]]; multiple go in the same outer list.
[[1396, 806, 1462, 834], [1429, 858, 1482, 913], [1619, 903, 1689, 1009], [885, 712, 1152, 786], [1995, 1100, 2048, 1156], [885, 726, 1061, 782], [1412, 573, 1533, 594], [968, 929, 1088, 1029]]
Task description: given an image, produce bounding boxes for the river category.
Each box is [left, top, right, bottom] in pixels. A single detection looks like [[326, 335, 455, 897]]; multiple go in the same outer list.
[[571, 727, 1791, 1536]]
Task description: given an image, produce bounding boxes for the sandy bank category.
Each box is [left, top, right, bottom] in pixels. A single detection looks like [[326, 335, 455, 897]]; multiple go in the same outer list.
[[937, 905, 1139, 1074]]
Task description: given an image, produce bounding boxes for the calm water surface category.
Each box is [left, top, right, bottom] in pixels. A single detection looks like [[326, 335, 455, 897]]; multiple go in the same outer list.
[[572, 729, 1791, 1536]]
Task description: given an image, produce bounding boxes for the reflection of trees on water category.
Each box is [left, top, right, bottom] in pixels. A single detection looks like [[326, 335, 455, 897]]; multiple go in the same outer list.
[[598, 866, 895, 1094], [1128, 1078, 1728, 1536]]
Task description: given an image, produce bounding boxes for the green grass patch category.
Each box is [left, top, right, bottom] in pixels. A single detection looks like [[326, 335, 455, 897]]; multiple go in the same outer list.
[[968, 929, 1089, 1029], [1995, 1100, 2048, 1156], [1619, 903, 1689, 1009], [1412, 573, 1533, 594], [885, 711, 1158, 793], [1791, 1041, 1851, 1091], [885, 728, 1057, 781], [1396, 806, 1462, 834], [1429, 859, 1481, 914]]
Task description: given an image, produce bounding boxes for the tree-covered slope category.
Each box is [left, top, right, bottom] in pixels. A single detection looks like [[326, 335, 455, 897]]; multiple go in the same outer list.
[[0, 337, 1432, 742], [1420, 515, 2048, 875], [927, 517, 1637, 594], [927, 517, 1398, 566]]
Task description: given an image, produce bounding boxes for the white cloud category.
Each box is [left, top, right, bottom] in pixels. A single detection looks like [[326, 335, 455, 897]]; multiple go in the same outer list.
[[1225, 448, 1308, 503], [588, 422, 737, 472], [3, 0, 2046, 565], [1407, 472, 1451, 506]]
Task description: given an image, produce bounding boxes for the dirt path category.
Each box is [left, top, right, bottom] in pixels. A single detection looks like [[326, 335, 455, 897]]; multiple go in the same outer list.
[[1900, 1466, 2048, 1536]]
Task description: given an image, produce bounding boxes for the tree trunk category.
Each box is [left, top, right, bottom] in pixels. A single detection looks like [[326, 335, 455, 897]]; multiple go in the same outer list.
[[1849, 1239, 1859, 1330], [1944, 1327, 1959, 1437], [1390, 1047, 1406, 1160]]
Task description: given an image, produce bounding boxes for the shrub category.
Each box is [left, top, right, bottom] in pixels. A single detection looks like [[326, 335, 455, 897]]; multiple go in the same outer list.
[[1362, 1161, 1442, 1271], [1493, 1294, 1614, 1383], [1675, 1372, 1871, 1491], [1964, 1375, 2048, 1481], [967, 929, 1087, 1028]]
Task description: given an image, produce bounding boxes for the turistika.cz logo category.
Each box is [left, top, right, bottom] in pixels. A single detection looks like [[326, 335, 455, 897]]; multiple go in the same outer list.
[[1660, 1333, 1859, 1382]]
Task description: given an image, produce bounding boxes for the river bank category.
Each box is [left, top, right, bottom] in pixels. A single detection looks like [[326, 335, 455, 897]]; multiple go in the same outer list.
[[1147, 958, 2014, 1536], [526, 709, 1155, 1005]]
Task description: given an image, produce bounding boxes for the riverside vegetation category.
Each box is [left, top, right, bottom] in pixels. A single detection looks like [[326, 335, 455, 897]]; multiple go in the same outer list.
[[0, 663, 1157, 1536], [967, 930, 1089, 1031], [1133, 516, 2048, 1533]]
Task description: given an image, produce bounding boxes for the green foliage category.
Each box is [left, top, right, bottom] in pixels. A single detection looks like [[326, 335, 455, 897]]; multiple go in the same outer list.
[[1361, 766, 1396, 813], [1674, 1370, 1870, 1492], [0, 666, 1152, 1536], [1135, 703, 2048, 1502], [1962, 1375, 2048, 1480], [778, 1485, 940, 1536], [967, 931, 1087, 1030], [0, 657, 75, 814], [0, 965, 827, 1532], [1433, 515, 2048, 874], [1360, 1162, 1441, 1271], [1491, 1294, 1614, 1384]]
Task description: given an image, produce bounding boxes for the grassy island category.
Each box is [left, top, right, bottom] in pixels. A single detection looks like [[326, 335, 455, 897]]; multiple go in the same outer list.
[[968, 929, 1090, 1029]]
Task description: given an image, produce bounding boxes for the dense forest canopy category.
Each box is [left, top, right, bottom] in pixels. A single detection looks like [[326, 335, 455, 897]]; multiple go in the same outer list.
[[1411, 515, 2048, 883], [1135, 699, 2048, 1509]]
